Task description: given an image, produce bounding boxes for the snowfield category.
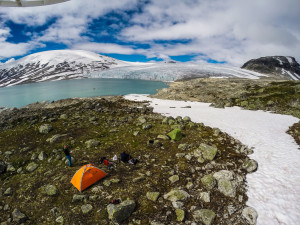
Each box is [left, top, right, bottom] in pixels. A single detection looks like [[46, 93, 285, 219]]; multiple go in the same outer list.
[[125, 94, 300, 225]]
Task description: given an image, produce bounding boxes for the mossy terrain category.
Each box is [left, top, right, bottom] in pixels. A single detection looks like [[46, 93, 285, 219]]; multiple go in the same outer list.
[[0, 97, 254, 224]]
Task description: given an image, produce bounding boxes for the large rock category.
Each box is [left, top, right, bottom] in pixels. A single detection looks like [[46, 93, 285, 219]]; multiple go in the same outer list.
[[81, 204, 93, 214], [146, 192, 160, 202], [12, 209, 28, 224], [193, 209, 216, 225], [38, 151, 48, 161], [242, 158, 258, 173], [194, 143, 217, 162], [168, 129, 182, 141], [169, 175, 179, 183], [26, 162, 39, 172], [47, 134, 66, 144], [107, 200, 136, 223], [175, 209, 185, 222], [42, 185, 59, 196], [217, 179, 236, 197], [85, 139, 100, 148], [39, 124, 52, 134], [242, 206, 258, 225], [213, 170, 234, 181], [163, 189, 190, 202], [0, 160, 7, 174], [72, 194, 88, 203], [201, 174, 216, 190]]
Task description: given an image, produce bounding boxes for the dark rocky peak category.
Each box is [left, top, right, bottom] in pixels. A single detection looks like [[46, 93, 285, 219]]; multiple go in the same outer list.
[[241, 56, 300, 80]]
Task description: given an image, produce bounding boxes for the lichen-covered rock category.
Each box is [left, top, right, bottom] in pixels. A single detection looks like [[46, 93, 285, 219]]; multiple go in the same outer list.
[[193, 209, 216, 225], [72, 194, 87, 203], [178, 143, 190, 151], [157, 134, 170, 140], [142, 124, 152, 130], [12, 209, 27, 224], [26, 162, 39, 172], [38, 151, 48, 161], [60, 114, 68, 119], [47, 134, 65, 144], [107, 200, 136, 223], [39, 124, 52, 134], [4, 187, 12, 196], [169, 175, 179, 183], [6, 164, 16, 172], [168, 129, 182, 141], [81, 204, 93, 214], [137, 116, 147, 124], [242, 206, 258, 225], [146, 192, 160, 202], [163, 189, 190, 202], [213, 170, 234, 181], [42, 185, 58, 196], [175, 209, 185, 222], [85, 139, 100, 148], [201, 174, 216, 190], [194, 143, 218, 162], [199, 192, 210, 203], [183, 116, 191, 122], [217, 179, 236, 197], [56, 216, 64, 224], [242, 158, 258, 173]]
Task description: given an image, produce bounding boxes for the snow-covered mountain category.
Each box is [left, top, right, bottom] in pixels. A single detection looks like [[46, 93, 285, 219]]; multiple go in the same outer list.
[[0, 50, 137, 87], [242, 56, 300, 80], [0, 50, 268, 88]]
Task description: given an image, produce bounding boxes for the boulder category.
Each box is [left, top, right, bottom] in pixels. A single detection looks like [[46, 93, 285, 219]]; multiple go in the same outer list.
[[178, 144, 190, 151], [47, 134, 66, 144], [201, 174, 216, 190], [137, 116, 146, 124], [183, 116, 191, 122], [217, 179, 236, 197], [168, 129, 182, 141], [0, 160, 7, 174], [60, 114, 68, 119], [157, 134, 170, 140], [107, 200, 136, 223], [242, 207, 258, 225], [6, 164, 16, 172], [169, 175, 179, 183], [72, 194, 88, 203], [194, 144, 218, 162], [213, 170, 234, 181], [242, 158, 258, 173], [142, 124, 152, 130], [38, 151, 48, 161], [193, 209, 216, 225], [85, 139, 100, 148], [42, 185, 59, 196], [199, 192, 210, 203], [164, 189, 190, 202], [12, 209, 27, 224], [26, 162, 39, 172], [146, 192, 160, 202], [175, 209, 185, 222], [39, 124, 52, 134], [81, 204, 93, 214]]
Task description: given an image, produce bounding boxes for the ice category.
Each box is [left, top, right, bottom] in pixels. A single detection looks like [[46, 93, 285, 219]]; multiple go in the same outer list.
[[90, 63, 266, 81], [125, 94, 300, 225]]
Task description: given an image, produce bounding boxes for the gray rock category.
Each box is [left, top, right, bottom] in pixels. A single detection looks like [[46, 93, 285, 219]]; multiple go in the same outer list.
[[81, 204, 93, 214], [60, 114, 68, 119], [4, 187, 12, 196], [227, 205, 237, 215], [42, 185, 58, 196], [142, 124, 152, 130], [72, 194, 88, 203], [85, 139, 100, 148], [178, 144, 190, 151], [242, 207, 258, 225], [47, 134, 66, 144], [12, 209, 27, 224], [146, 192, 160, 202], [164, 189, 190, 202], [39, 124, 52, 134], [6, 164, 16, 172], [201, 174, 216, 190], [137, 116, 147, 124], [172, 201, 184, 209], [31, 153, 37, 160], [38, 151, 48, 161], [0, 160, 7, 174], [4, 151, 13, 157], [107, 200, 136, 223], [194, 144, 218, 162], [26, 162, 39, 172], [242, 158, 258, 173], [183, 116, 191, 122], [199, 192, 210, 203], [217, 179, 236, 197], [193, 209, 216, 225], [153, 140, 162, 147], [213, 170, 234, 181], [169, 175, 179, 183], [157, 134, 170, 140], [56, 216, 64, 224]]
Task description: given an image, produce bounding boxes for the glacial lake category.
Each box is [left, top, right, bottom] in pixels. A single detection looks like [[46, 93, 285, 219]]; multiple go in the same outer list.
[[0, 78, 168, 108]]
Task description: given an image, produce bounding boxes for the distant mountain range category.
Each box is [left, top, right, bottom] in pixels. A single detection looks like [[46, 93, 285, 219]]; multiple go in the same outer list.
[[0, 50, 299, 88]]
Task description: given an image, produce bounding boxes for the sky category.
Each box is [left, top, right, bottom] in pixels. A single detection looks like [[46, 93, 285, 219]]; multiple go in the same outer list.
[[0, 0, 299, 66]]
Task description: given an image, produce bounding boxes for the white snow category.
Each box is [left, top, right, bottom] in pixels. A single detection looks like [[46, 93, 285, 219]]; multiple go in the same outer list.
[[287, 57, 293, 64], [124, 94, 300, 225], [276, 57, 283, 65]]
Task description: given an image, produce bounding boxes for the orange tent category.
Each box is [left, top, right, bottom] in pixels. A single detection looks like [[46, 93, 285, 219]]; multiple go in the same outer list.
[[71, 164, 107, 192]]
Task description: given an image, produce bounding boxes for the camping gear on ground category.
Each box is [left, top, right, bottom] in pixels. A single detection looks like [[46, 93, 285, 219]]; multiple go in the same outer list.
[[128, 158, 138, 165], [103, 159, 114, 169], [99, 157, 106, 164], [120, 152, 130, 163], [71, 164, 107, 192], [112, 155, 118, 161]]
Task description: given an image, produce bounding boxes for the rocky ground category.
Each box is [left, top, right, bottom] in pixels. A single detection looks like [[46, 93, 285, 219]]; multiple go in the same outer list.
[[0, 96, 258, 224]]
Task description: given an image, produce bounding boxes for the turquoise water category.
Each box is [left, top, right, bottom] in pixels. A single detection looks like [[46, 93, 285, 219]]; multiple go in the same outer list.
[[0, 78, 168, 108]]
